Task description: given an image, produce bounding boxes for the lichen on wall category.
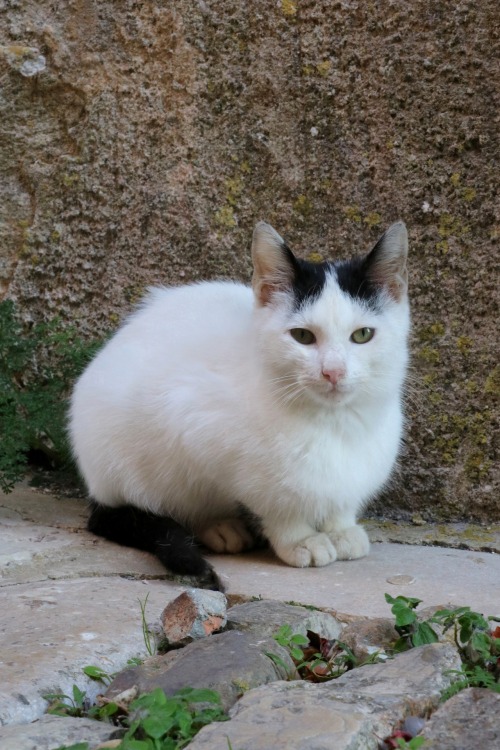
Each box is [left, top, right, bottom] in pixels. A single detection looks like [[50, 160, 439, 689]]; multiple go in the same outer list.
[[0, 0, 498, 521]]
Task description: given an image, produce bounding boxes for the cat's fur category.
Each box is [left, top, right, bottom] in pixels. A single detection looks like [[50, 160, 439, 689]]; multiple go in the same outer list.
[[69, 221, 410, 590]]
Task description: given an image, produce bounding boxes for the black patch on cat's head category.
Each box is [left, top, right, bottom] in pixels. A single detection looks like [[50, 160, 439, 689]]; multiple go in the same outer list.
[[283, 244, 333, 310], [334, 257, 381, 309]]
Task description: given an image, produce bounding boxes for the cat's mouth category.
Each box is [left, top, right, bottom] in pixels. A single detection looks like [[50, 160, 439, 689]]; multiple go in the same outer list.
[[311, 379, 354, 405]]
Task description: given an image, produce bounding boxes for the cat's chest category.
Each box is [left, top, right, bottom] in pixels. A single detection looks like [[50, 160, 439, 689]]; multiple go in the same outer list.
[[257, 406, 402, 505]]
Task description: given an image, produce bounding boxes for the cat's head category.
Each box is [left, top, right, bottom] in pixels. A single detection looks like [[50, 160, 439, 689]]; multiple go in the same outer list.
[[251, 221, 410, 410]]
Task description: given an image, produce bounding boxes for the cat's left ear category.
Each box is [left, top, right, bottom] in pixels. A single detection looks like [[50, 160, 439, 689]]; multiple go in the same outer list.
[[251, 222, 297, 306], [365, 221, 408, 301]]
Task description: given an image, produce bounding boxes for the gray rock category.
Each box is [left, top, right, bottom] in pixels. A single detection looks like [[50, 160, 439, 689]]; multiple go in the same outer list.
[[226, 600, 343, 640], [160, 588, 227, 644], [189, 681, 377, 750], [0, 714, 121, 750], [339, 617, 398, 661], [422, 688, 500, 749], [325, 642, 462, 713], [188, 643, 462, 750], [0, 577, 184, 726], [105, 629, 297, 711]]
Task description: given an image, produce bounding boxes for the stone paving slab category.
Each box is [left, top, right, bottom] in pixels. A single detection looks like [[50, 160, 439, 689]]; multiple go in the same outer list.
[[0, 577, 184, 726], [1, 486, 499, 728]]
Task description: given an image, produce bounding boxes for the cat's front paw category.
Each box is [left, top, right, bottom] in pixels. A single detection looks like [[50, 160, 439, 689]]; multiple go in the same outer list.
[[198, 519, 254, 554], [275, 533, 337, 568], [328, 525, 370, 560]]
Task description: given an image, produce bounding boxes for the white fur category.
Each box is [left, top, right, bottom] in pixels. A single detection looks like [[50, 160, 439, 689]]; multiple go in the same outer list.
[[70, 250, 410, 568]]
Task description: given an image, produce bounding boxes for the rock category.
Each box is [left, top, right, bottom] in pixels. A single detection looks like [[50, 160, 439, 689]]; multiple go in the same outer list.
[[105, 629, 297, 711], [226, 600, 343, 640], [188, 643, 462, 749], [339, 618, 398, 661], [421, 688, 500, 749], [188, 681, 376, 750], [160, 588, 227, 644], [0, 577, 183, 726], [326, 642, 462, 714], [0, 714, 121, 750]]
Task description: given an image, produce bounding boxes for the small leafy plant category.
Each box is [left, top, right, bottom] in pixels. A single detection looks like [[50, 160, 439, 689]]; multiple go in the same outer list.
[[119, 686, 227, 749], [384, 594, 439, 651], [47, 661, 227, 750], [385, 594, 500, 697], [391, 737, 426, 749], [269, 623, 380, 682], [44, 665, 118, 721]]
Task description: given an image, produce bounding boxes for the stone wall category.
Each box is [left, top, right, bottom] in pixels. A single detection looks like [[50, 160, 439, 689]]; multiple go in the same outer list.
[[1, 0, 498, 521]]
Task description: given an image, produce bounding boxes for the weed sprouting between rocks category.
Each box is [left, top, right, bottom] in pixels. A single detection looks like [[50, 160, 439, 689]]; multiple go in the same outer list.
[[384, 593, 500, 697]]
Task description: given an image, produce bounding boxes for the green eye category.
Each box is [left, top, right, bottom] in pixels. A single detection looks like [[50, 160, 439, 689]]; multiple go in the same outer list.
[[351, 327, 375, 344], [290, 328, 316, 345]]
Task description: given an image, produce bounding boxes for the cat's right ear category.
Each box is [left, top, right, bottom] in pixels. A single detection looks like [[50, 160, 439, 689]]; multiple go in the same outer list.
[[251, 222, 296, 306]]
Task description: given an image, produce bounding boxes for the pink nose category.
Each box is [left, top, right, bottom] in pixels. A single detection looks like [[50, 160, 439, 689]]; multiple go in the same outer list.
[[322, 367, 346, 385]]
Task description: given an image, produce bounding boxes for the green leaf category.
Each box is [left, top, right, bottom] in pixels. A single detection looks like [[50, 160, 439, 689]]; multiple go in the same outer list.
[[412, 622, 439, 647], [290, 633, 309, 645], [82, 665, 111, 683], [72, 684, 86, 707]]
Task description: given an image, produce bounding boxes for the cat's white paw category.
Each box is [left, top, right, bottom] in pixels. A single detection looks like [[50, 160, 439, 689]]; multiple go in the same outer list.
[[198, 519, 254, 554], [276, 533, 337, 568], [328, 525, 370, 560]]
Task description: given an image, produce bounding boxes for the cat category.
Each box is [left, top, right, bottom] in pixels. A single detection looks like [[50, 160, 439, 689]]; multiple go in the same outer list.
[[69, 220, 410, 591]]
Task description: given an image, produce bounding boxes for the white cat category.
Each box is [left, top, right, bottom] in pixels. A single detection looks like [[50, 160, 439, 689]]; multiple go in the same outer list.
[[69, 221, 409, 589]]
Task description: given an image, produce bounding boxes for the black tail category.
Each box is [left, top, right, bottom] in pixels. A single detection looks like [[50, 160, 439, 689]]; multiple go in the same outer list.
[[87, 502, 223, 591]]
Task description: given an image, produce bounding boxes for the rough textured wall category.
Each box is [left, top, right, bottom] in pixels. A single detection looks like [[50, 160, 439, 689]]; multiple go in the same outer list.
[[1, 0, 498, 522]]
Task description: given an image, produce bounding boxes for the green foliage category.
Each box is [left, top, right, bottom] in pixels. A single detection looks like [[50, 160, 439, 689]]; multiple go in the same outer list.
[[43, 683, 89, 718], [139, 592, 158, 657], [120, 686, 227, 749], [82, 664, 113, 685], [269, 624, 381, 682], [430, 606, 500, 699], [385, 594, 500, 699], [47, 663, 227, 750], [44, 679, 119, 722], [394, 738, 426, 749], [44, 663, 118, 721], [384, 594, 439, 651], [272, 624, 309, 660], [0, 300, 104, 492]]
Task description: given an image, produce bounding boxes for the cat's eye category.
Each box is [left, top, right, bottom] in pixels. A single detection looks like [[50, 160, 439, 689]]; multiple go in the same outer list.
[[290, 328, 316, 345], [351, 327, 375, 344]]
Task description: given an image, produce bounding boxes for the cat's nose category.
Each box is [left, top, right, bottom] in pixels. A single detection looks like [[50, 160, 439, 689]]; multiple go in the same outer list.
[[322, 367, 346, 385]]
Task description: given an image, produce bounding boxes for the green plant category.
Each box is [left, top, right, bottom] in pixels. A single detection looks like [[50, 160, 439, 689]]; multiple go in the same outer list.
[[393, 738, 426, 749], [385, 595, 500, 698], [139, 592, 158, 657], [430, 606, 500, 698], [268, 624, 381, 682], [0, 300, 105, 492], [46, 660, 227, 749], [44, 664, 118, 721], [384, 594, 439, 651], [119, 686, 227, 749], [272, 623, 309, 660], [82, 664, 114, 685]]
